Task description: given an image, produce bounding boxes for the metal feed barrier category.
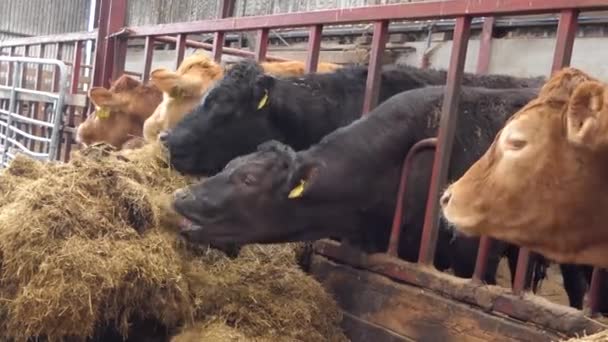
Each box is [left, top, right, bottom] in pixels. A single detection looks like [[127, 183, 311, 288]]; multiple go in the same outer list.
[[0, 56, 67, 167]]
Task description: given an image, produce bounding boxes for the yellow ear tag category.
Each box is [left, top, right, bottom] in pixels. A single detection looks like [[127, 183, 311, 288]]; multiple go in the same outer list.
[[96, 107, 110, 120], [257, 90, 269, 110], [169, 87, 184, 101], [288, 179, 306, 199]]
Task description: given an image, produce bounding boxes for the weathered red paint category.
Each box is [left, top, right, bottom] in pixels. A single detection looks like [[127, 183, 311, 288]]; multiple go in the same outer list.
[[305, 25, 323, 73], [175, 34, 187, 69], [552, 9, 579, 73], [123, 0, 608, 37], [362, 21, 389, 115], [255, 28, 269, 62], [419, 16, 472, 265], [387, 138, 437, 257], [472, 236, 493, 283], [476, 17, 495, 75], [71, 41, 83, 94]]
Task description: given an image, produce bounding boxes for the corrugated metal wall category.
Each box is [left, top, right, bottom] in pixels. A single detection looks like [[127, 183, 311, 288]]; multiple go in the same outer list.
[[125, 0, 416, 25], [0, 0, 90, 38]]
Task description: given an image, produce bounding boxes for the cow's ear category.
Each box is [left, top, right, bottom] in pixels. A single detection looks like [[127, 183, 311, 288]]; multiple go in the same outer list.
[[540, 67, 597, 103], [150, 68, 200, 100], [566, 81, 607, 149], [88, 87, 122, 108], [286, 161, 320, 199], [254, 75, 276, 111]]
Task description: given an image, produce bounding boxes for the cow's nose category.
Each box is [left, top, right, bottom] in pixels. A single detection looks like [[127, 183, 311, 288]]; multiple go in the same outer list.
[[158, 130, 170, 144], [440, 189, 452, 207], [173, 188, 194, 202]]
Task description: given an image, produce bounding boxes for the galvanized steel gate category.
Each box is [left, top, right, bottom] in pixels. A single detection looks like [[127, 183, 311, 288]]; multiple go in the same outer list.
[[0, 56, 67, 167]]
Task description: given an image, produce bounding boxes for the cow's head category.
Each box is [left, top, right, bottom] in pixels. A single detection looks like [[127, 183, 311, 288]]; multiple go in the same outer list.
[[142, 53, 223, 143], [76, 75, 162, 149], [161, 60, 286, 176], [441, 67, 608, 266], [173, 140, 360, 245]]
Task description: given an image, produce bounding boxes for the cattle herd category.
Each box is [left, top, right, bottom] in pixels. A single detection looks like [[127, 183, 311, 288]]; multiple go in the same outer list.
[[75, 52, 608, 314]]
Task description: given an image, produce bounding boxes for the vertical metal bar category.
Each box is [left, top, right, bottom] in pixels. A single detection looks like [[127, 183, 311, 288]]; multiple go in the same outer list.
[[6, 47, 15, 86], [175, 34, 187, 69], [111, 38, 128, 80], [20, 46, 31, 88], [3, 62, 21, 165], [362, 20, 389, 115], [472, 237, 493, 283], [212, 32, 225, 63], [476, 17, 495, 75], [92, 0, 110, 87], [71, 41, 83, 94], [142, 36, 155, 83], [219, 0, 235, 18], [512, 249, 531, 294], [255, 28, 270, 62], [589, 268, 606, 316], [49, 62, 68, 162], [418, 16, 472, 265], [99, 0, 127, 88], [306, 25, 323, 73], [53, 43, 64, 92], [387, 138, 437, 257], [211, 0, 234, 64], [552, 9, 579, 73]]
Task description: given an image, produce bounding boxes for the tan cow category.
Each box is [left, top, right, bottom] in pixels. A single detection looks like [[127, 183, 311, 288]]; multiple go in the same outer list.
[[142, 53, 342, 142], [76, 75, 162, 149], [440, 67, 608, 267]]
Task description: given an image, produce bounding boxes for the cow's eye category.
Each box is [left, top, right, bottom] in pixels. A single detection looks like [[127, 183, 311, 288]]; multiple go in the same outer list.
[[504, 136, 527, 151]]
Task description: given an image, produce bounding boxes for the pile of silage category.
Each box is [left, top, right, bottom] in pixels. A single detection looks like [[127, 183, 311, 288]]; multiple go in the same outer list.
[[0, 142, 347, 341]]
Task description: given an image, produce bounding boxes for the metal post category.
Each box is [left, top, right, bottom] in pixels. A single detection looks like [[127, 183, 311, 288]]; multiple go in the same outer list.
[[142, 36, 155, 83], [175, 34, 187, 69], [255, 29, 269, 62], [387, 138, 437, 257], [71, 41, 83, 94], [589, 268, 606, 316], [472, 237, 493, 283], [362, 20, 389, 115], [92, 0, 110, 87], [305, 25, 323, 73], [98, 0, 127, 88], [3, 62, 21, 165], [476, 17, 495, 75], [552, 9, 579, 73], [419, 16, 472, 265]]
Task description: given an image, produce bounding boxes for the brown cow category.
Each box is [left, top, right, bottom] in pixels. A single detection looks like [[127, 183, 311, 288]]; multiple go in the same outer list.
[[76, 75, 162, 149], [440, 67, 608, 267], [142, 53, 342, 142]]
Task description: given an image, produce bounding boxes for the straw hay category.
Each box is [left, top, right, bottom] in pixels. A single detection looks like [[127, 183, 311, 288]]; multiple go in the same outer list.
[[0, 142, 347, 341], [563, 331, 608, 341]]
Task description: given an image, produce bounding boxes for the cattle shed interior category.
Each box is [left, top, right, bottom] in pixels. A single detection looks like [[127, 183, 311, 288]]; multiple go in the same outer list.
[[1, 0, 608, 341]]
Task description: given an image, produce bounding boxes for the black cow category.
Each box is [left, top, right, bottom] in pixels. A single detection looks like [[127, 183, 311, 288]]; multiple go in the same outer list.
[[173, 85, 547, 288], [161, 60, 544, 176]]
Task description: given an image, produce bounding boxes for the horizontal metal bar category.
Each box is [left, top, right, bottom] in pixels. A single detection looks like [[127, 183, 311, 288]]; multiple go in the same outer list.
[[154, 35, 289, 62], [6, 138, 49, 158], [0, 110, 55, 128], [0, 31, 97, 48], [8, 125, 52, 143], [3, 88, 59, 103], [123, 1, 608, 37], [0, 88, 86, 107]]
